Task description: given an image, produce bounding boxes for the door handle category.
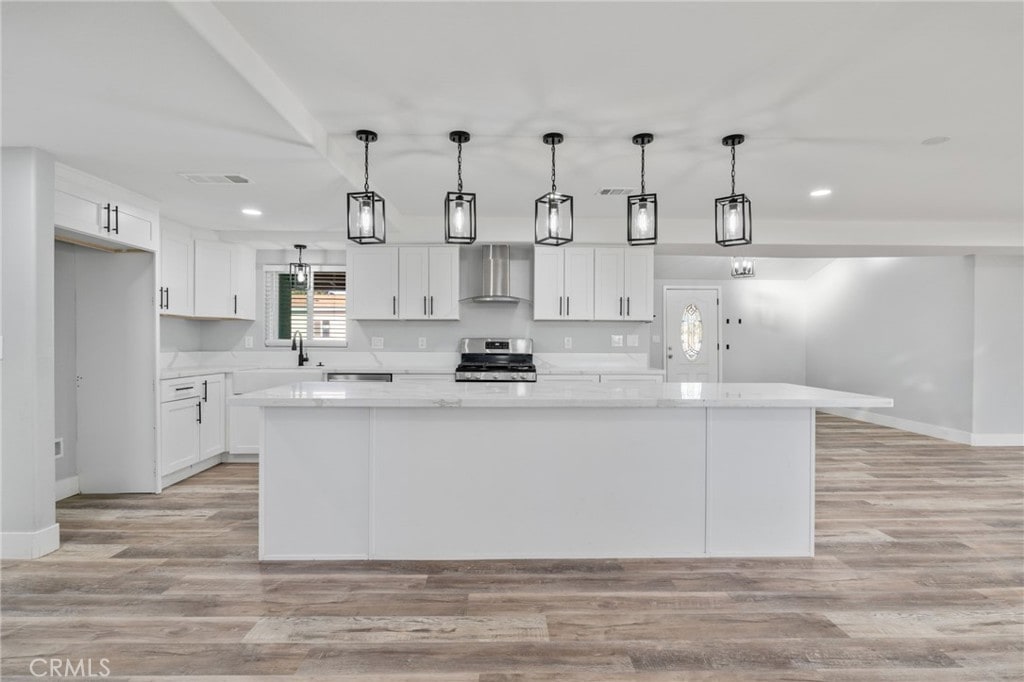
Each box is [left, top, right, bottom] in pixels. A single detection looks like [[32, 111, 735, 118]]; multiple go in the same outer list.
[[112, 205, 120, 234], [158, 287, 164, 309], [202, 380, 208, 402], [423, 295, 427, 316], [626, 297, 631, 316], [619, 297, 623, 316], [392, 295, 396, 316], [233, 294, 238, 315], [197, 400, 202, 424], [103, 204, 112, 232], [668, 354, 674, 359], [559, 296, 563, 316], [166, 287, 170, 310], [566, 297, 570, 316], [430, 296, 434, 316]]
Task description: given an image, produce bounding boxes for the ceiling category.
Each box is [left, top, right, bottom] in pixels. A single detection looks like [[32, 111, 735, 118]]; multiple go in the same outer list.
[[3, 1, 1022, 251]]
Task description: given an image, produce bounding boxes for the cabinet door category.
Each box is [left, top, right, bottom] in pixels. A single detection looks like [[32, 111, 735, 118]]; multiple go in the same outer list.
[[427, 246, 460, 320], [398, 247, 429, 319], [54, 189, 103, 236], [160, 230, 193, 316], [230, 244, 256, 319], [113, 203, 156, 250], [194, 241, 234, 317], [533, 247, 565, 320], [348, 248, 399, 319], [623, 247, 654, 321], [198, 375, 226, 460], [563, 247, 594, 320], [593, 248, 625, 320], [160, 399, 199, 475], [228, 405, 261, 455]]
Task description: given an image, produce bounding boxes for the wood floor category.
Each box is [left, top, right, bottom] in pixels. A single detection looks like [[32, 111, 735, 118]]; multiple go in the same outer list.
[[2, 414, 1022, 680]]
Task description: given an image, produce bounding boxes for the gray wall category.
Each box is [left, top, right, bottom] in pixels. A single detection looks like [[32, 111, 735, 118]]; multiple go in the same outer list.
[[806, 256, 977, 433], [972, 255, 1024, 436], [53, 242, 78, 480]]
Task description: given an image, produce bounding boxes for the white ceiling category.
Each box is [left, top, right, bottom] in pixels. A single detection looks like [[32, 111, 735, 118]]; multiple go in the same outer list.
[[3, 1, 1022, 251]]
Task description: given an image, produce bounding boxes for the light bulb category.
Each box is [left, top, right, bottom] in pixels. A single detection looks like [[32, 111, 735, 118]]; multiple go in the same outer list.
[[548, 202, 559, 238], [296, 268, 306, 284], [636, 202, 651, 236], [452, 200, 467, 236], [725, 201, 741, 240], [359, 199, 373, 236]]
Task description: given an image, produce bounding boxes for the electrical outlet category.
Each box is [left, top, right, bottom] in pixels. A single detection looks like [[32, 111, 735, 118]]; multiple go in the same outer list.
[[563, 336, 573, 350], [626, 334, 639, 347], [418, 337, 427, 349], [371, 337, 384, 350], [611, 335, 624, 347], [244, 336, 253, 349]]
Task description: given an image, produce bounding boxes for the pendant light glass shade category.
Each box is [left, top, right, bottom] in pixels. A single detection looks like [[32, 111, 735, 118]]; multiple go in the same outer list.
[[289, 244, 312, 291], [715, 134, 752, 247], [445, 131, 477, 244], [347, 130, 386, 244], [627, 133, 657, 245], [535, 132, 573, 246], [731, 257, 755, 278]]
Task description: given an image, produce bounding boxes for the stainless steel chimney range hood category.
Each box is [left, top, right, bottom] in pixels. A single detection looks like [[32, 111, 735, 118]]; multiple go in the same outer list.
[[462, 244, 527, 304]]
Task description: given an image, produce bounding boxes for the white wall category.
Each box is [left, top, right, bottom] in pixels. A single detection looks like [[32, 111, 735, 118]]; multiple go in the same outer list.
[[53, 241, 78, 481], [1, 147, 59, 558], [806, 257, 977, 436], [972, 255, 1024, 439]]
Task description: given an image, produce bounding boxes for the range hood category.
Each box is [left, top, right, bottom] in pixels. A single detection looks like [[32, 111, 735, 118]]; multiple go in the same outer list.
[[462, 244, 529, 304]]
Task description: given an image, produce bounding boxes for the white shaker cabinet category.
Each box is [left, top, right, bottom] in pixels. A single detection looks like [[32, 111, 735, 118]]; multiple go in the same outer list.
[[594, 247, 654, 321], [348, 247, 400, 319], [160, 374, 226, 478], [398, 246, 460, 320], [198, 374, 226, 460], [230, 244, 256, 319], [194, 241, 255, 319], [159, 227, 193, 316], [54, 163, 158, 252], [533, 246, 594, 320]]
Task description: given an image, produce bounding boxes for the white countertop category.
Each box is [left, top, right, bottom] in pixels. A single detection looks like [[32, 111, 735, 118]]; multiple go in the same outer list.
[[230, 381, 893, 409]]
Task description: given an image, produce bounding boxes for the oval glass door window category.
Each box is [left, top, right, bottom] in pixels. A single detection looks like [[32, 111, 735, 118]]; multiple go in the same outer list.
[[680, 303, 703, 360]]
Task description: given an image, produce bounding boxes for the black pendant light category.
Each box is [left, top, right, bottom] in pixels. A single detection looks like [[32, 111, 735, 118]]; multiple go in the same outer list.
[[627, 133, 658, 245], [444, 131, 477, 244], [714, 133, 752, 247], [535, 132, 573, 246], [347, 129, 386, 244], [731, 257, 755, 278], [289, 244, 312, 291]]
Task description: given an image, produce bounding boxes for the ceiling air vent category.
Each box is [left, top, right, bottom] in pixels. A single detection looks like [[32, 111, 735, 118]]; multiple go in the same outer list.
[[179, 173, 253, 185], [596, 187, 637, 196]]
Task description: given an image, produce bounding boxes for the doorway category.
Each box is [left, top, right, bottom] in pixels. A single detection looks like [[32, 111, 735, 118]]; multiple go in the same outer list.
[[663, 287, 721, 382]]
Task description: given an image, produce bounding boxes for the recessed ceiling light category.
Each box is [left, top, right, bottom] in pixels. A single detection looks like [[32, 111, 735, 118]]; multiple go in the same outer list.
[[241, 208, 262, 216], [921, 136, 951, 146], [809, 188, 832, 197]]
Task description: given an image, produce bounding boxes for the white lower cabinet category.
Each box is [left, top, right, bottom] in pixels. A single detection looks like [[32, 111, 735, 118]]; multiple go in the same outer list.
[[228, 405, 261, 455], [160, 374, 226, 478]]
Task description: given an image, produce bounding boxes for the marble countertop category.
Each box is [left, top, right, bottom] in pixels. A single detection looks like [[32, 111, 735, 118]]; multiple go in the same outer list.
[[230, 381, 892, 409], [161, 362, 664, 380]]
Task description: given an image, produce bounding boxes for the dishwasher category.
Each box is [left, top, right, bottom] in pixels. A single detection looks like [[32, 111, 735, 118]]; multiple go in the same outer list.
[[324, 373, 393, 382]]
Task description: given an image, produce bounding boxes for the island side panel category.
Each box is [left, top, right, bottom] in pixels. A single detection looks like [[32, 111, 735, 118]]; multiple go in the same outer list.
[[371, 407, 707, 560], [706, 407, 814, 557], [260, 407, 371, 560]]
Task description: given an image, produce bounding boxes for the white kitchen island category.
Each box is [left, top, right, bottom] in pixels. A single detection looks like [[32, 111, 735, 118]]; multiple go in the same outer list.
[[232, 382, 891, 561]]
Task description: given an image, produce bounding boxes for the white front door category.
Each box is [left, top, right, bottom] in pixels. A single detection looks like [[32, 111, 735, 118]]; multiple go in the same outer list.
[[664, 287, 720, 382]]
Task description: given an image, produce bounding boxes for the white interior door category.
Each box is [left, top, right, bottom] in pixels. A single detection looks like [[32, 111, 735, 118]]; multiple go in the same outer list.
[[664, 287, 720, 382]]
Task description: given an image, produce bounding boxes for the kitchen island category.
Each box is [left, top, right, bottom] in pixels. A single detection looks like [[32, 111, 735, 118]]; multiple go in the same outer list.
[[232, 382, 891, 560]]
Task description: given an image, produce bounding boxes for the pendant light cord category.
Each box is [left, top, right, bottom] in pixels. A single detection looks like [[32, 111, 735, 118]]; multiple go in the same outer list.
[[363, 140, 370, 193], [550, 142, 557, 194], [640, 143, 647, 195], [730, 146, 737, 196], [457, 142, 463, 193]]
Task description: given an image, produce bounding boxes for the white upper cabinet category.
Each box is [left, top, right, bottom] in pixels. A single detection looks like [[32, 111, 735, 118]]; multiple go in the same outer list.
[[533, 246, 594, 320], [54, 163, 158, 251], [230, 244, 256, 320], [348, 247, 400, 319], [194, 240, 234, 318], [159, 226, 193, 317], [593, 246, 654, 322], [352, 246, 459, 321]]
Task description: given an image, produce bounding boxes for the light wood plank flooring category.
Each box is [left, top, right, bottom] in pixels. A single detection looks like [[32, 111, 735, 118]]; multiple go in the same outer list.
[[2, 414, 1022, 680]]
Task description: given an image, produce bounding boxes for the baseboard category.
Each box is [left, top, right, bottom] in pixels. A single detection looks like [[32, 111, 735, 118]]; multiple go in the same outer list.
[[223, 453, 258, 463], [161, 453, 224, 488], [822, 408, 1022, 447], [1, 523, 60, 559], [55, 475, 80, 501]]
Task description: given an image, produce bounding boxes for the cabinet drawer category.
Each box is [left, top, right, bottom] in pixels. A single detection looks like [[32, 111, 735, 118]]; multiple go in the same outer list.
[[161, 378, 200, 402]]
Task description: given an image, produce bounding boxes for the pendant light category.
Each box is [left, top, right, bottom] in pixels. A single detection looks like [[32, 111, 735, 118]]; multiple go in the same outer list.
[[627, 133, 657, 245], [535, 132, 573, 246], [347, 129, 386, 244], [731, 257, 755, 278], [289, 244, 312, 291], [714, 133, 752, 247], [444, 131, 476, 244]]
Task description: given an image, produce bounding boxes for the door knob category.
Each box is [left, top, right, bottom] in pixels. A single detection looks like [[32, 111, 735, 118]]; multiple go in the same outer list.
[[668, 354, 674, 359]]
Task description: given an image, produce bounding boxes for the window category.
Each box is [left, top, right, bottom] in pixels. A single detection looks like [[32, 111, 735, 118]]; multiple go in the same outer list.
[[264, 266, 347, 346], [680, 303, 702, 361]]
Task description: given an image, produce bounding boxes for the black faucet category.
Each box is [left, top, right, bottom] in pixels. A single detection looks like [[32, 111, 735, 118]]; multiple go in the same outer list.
[[292, 331, 309, 367]]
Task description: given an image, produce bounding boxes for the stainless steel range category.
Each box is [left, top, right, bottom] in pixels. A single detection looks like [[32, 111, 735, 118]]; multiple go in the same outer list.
[[455, 338, 537, 382]]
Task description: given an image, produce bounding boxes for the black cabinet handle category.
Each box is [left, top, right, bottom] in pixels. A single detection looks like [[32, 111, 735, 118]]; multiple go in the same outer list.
[[423, 295, 427, 316], [174, 386, 192, 392], [166, 287, 170, 310], [627, 297, 631, 316], [430, 296, 434, 316], [559, 296, 563, 316], [202, 380, 208, 402], [158, 287, 164, 309], [567, 296, 570, 316], [112, 205, 119, 234], [619, 296, 623, 316], [103, 204, 112, 232], [197, 401, 202, 424], [233, 294, 238, 315], [392, 295, 396, 316]]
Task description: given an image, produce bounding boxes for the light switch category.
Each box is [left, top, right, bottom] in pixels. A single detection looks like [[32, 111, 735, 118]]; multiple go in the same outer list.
[[418, 337, 427, 349], [626, 334, 639, 347], [611, 335, 623, 347], [371, 337, 384, 349], [563, 336, 573, 350], [244, 336, 254, 349]]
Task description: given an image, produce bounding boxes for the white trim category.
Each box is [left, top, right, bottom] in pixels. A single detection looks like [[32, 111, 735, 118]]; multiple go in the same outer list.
[[822, 408, 974, 444], [662, 285, 723, 382], [971, 433, 1024, 447], [223, 453, 258, 463], [1, 523, 60, 559], [55, 475, 80, 501]]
